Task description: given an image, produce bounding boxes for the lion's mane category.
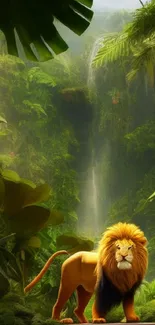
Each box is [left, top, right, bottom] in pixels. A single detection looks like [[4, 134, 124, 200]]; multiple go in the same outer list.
[[95, 222, 148, 315]]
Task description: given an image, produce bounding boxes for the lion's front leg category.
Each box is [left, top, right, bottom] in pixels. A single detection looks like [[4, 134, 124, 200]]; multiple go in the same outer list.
[[123, 295, 140, 323], [92, 300, 106, 323]]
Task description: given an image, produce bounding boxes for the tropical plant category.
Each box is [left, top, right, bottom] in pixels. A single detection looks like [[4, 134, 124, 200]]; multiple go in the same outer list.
[[0, 168, 64, 284], [56, 233, 94, 253], [1, 0, 94, 62], [92, 1, 155, 85], [0, 233, 23, 297]]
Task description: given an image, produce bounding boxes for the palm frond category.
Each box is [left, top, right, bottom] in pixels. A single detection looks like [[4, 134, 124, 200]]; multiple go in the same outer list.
[[0, 0, 94, 62], [126, 1, 155, 42], [92, 32, 130, 68], [127, 34, 155, 86]]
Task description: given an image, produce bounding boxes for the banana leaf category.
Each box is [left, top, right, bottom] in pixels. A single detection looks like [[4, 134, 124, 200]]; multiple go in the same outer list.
[[56, 233, 94, 253], [8, 205, 51, 238], [0, 0, 94, 62], [2, 172, 51, 216]]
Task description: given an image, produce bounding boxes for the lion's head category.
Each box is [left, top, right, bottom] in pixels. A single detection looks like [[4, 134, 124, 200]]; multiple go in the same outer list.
[[96, 222, 148, 292]]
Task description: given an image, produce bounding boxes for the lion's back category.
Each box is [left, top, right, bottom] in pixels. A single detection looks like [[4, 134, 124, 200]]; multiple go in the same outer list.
[[61, 251, 97, 291]]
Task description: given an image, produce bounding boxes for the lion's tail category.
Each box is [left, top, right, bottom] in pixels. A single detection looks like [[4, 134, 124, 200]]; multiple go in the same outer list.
[[24, 250, 69, 293]]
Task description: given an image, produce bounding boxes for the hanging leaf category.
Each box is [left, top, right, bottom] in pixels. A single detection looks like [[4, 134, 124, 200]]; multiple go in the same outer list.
[[23, 183, 51, 207], [3, 176, 51, 216], [20, 178, 36, 189], [3, 180, 28, 216], [1, 169, 21, 183], [46, 210, 64, 226], [9, 205, 51, 237], [56, 233, 94, 253], [0, 0, 94, 62]]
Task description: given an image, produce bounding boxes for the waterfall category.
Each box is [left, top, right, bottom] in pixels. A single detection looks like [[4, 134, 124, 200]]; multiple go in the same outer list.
[[87, 36, 104, 89], [76, 37, 106, 237], [77, 151, 100, 237]]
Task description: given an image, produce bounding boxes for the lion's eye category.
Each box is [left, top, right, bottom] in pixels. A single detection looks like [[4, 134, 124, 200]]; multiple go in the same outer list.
[[128, 246, 132, 250], [117, 246, 120, 250]]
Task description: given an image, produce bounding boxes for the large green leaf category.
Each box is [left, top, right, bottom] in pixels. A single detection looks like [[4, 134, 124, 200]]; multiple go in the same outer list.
[[3, 179, 34, 216], [45, 210, 64, 226], [20, 178, 36, 189], [3, 176, 51, 216], [23, 183, 51, 207], [1, 169, 21, 183], [9, 205, 51, 237], [0, 0, 94, 62], [56, 233, 94, 253]]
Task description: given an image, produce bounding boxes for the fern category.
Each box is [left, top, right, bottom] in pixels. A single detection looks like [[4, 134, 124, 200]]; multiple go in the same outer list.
[[127, 35, 155, 84], [92, 2, 155, 86], [92, 32, 130, 68]]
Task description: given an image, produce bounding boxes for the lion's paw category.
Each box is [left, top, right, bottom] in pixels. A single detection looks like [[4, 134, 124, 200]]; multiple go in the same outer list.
[[93, 318, 106, 323], [60, 318, 74, 324], [126, 315, 140, 322]]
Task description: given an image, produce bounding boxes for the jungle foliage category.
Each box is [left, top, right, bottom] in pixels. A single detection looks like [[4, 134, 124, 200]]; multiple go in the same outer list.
[[0, 5, 155, 324], [93, 0, 155, 85], [0, 0, 94, 62]]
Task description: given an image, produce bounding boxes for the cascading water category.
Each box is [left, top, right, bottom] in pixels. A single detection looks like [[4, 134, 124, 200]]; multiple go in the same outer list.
[[87, 36, 104, 89], [76, 150, 100, 237], [77, 36, 109, 238]]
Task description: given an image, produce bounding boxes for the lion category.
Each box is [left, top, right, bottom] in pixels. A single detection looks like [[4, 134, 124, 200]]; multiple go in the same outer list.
[[24, 222, 148, 324]]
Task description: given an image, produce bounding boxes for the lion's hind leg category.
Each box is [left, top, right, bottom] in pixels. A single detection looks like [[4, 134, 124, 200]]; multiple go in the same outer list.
[[52, 259, 80, 324], [74, 285, 92, 323], [52, 279, 77, 324]]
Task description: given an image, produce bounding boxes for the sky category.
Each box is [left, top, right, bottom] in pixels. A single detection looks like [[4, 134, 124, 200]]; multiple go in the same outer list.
[[93, 0, 147, 10]]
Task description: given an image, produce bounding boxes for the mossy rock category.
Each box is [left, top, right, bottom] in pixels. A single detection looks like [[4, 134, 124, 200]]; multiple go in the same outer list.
[[60, 87, 87, 103]]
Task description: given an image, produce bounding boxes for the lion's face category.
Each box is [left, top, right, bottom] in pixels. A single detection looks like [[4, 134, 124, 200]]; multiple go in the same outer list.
[[115, 238, 135, 270], [97, 222, 148, 292]]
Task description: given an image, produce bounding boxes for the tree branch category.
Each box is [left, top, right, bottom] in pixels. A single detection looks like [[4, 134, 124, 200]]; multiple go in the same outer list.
[[139, 0, 144, 6]]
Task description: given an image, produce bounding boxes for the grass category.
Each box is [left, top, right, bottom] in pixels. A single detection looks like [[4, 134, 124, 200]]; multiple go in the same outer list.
[[85, 280, 155, 322]]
